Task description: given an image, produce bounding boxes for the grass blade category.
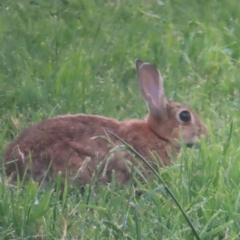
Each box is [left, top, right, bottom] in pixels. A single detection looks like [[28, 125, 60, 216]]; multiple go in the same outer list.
[[109, 131, 201, 240]]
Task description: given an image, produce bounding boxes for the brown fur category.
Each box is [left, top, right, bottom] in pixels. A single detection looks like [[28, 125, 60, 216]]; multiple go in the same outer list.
[[4, 60, 208, 185]]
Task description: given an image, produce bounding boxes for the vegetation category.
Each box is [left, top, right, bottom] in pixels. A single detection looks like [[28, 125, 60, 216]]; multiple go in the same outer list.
[[0, 0, 240, 239]]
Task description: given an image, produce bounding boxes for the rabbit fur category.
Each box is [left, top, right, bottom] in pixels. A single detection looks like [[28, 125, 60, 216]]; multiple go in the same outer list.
[[4, 60, 208, 186]]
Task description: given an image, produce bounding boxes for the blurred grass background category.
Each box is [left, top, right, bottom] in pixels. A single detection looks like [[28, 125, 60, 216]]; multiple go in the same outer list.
[[0, 0, 240, 239]]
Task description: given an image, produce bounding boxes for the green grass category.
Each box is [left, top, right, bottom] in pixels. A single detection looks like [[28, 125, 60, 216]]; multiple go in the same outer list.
[[1, 0, 240, 239]]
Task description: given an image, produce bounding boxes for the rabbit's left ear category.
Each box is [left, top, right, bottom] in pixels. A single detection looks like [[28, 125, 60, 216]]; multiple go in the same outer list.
[[136, 60, 167, 119]]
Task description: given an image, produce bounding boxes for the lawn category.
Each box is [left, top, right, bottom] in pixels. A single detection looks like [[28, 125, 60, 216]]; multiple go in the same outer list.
[[0, 0, 240, 239]]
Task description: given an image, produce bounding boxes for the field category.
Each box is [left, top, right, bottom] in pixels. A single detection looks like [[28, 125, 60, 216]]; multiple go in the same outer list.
[[1, 0, 240, 239]]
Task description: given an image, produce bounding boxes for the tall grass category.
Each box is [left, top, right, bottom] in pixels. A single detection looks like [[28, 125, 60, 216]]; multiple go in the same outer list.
[[1, 0, 240, 239]]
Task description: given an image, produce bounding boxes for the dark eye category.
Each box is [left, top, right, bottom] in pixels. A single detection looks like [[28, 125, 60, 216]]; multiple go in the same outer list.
[[179, 110, 191, 122]]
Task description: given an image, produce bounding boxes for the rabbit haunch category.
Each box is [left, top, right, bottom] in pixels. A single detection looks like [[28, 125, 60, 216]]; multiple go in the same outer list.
[[4, 60, 208, 185]]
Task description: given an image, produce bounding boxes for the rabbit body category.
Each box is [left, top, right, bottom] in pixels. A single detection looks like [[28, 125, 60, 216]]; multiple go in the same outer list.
[[4, 60, 208, 185], [4, 114, 173, 185]]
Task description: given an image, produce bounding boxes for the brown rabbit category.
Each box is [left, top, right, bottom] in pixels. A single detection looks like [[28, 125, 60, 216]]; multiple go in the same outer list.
[[4, 60, 208, 186]]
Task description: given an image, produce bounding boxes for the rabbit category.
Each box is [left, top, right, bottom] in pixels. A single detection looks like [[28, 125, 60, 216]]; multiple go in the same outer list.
[[4, 60, 208, 186]]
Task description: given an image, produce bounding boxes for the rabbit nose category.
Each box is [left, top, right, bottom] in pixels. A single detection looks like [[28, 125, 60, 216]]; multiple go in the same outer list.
[[200, 124, 209, 140]]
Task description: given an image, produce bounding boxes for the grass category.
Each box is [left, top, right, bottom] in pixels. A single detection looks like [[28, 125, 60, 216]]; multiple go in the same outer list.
[[1, 0, 240, 239]]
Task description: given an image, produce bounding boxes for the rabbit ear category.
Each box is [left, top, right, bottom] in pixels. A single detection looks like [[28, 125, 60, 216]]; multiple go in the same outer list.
[[136, 60, 167, 119]]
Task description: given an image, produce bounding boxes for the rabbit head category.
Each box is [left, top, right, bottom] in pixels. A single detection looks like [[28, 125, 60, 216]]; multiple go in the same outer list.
[[136, 60, 208, 148]]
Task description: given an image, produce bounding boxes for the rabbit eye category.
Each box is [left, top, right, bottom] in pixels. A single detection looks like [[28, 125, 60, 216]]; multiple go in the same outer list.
[[179, 110, 191, 122]]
